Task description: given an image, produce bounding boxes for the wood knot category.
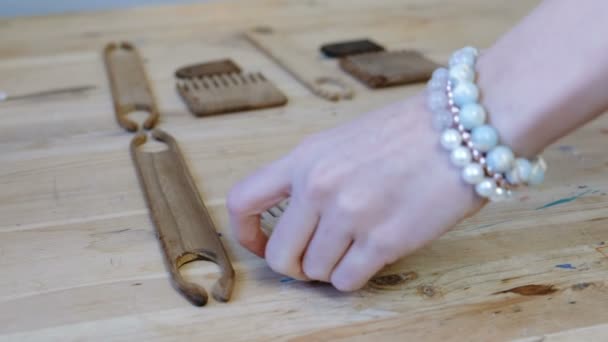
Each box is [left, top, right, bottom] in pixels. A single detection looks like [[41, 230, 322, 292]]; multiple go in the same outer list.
[[494, 284, 557, 296], [370, 272, 418, 288], [417, 284, 439, 298]]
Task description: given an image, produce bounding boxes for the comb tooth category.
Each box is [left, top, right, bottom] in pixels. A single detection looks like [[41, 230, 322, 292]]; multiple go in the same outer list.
[[256, 72, 267, 82], [198, 77, 212, 89], [211, 75, 225, 88], [201, 77, 213, 89], [248, 73, 258, 84], [221, 74, 236, 86], [177, 80, 189, 92], [190, 79, 200, 90], [235, 73, 248, 85], [227, 72, 241, 85]]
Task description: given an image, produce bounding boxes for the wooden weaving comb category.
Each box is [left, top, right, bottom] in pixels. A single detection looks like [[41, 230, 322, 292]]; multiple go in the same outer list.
[[245, 27, 355, 102], [339, 50, 441, 88], [176, 69, 288, 117], [103, 42, 235, 306]]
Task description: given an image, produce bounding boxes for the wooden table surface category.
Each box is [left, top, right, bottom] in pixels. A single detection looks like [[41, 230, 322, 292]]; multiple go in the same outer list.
[[2, 0, 608, 340]]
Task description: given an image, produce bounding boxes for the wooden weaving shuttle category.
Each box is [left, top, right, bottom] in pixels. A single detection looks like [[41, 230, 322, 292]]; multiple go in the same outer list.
[[103, 42, 160, 132], [131, 129, 235, 306], [245, 27, 354, 102]]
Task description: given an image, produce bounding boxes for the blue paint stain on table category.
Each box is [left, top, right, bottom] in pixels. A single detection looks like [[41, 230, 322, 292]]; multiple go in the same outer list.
[[536, 190, 592, 210], [555, 264, 576, 270], [280, 277, 295, 283]]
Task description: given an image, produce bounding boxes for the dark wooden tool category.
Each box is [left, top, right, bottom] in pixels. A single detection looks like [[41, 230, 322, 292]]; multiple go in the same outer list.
[[339, 50, 441, 88], [103, 42, 160, 132], [176, 71, 287, 117], [131, 130, 235, 306], [320, 39, 385, 58], [103, 41, 235, 307], [175, 59, 241, 79]]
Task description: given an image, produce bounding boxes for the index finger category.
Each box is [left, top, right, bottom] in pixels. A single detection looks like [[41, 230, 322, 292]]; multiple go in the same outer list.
[[226, 156, 293, 257]]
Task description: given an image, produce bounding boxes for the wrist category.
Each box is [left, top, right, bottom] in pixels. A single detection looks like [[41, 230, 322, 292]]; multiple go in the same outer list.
[[474, 49, 563, 159]]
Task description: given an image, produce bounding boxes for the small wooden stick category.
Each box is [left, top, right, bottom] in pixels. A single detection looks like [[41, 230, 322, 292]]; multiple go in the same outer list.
[[245, 27, 354, 102]]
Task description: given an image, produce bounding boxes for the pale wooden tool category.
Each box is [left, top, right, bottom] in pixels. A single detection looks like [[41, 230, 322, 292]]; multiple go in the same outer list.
[[103, 42, 160, 132], [103, 41, 235, 306], [131, 130, 235, 306], [245, 27, 355, 102], [260, 199, 290, 235], [176, 71, 288, 117]]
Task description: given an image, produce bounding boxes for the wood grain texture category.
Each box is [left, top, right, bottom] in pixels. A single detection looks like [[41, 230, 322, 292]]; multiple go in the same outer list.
[[2, 0, 608, 340]]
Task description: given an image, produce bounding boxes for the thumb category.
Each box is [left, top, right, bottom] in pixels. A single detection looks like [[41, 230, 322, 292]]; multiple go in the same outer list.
[[226, 156, 292, 257]]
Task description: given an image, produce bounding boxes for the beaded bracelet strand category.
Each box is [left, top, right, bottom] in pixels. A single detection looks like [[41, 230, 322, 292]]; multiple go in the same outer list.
[[426, 46, 547, 201]]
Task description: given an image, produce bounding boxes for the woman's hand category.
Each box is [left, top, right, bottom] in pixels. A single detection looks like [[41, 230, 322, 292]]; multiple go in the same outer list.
[[227, 93, 485, 291]]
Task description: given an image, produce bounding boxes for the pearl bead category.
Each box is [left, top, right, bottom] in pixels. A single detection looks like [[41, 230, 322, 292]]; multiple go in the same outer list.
[[506, 158, 532, 185], [490, 187, 509, 202], [432, 109, 454, 131], [459, 103, 486, 130], [432, 67, 449, 81], [475, 178, 496, 198], [440, 129, 462, 150], [449, 52, 475, 68], [449, 47, 477, 66], [427, 77, 446, 92], [486, 146, 515, 173], [471, 125, 498, 152], [450, 146, 472, 167], [427, 90, 449, 111], [462, 163, 485, 184], [452, 81, 479, 107], [461, 46, 479, 58], [528, 159, 547, 186], [449, 64, 475, 86]]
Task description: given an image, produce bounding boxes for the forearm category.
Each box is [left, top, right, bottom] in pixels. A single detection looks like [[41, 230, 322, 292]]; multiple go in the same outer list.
[[476, 0, 608, 158]]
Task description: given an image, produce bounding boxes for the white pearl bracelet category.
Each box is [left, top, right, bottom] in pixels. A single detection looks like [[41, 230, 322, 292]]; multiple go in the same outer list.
[[427, 46, 547, 201]]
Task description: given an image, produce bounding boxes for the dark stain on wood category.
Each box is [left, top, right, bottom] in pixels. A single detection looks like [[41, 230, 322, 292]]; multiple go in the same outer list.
[[132, 282, 142, 286], [595, 246, 608, 258], [494, 284, 557, 296], [417, 284, 439, 298], [572, 282, 592, 291], [501, 275, 526, 283], [370, 271, 418, 287]]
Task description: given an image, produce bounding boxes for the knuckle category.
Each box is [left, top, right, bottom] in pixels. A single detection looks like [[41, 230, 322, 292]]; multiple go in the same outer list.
[[335, 190, 372, 217], [302, 259, 327, 281], [303, 162, 338, 200]]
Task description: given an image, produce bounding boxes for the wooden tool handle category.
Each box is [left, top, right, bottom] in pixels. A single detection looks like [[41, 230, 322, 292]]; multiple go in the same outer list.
[[130, 130, 235, 306], [245, 28, 354, 101]]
